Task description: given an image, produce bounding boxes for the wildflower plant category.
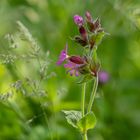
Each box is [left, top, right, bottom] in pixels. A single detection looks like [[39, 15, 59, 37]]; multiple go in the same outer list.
[[57, 11, 108, 140]]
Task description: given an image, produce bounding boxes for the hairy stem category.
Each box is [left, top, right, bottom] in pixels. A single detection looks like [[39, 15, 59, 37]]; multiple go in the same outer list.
[[87, 75, 98, 112], [81, 83, 86, 117]]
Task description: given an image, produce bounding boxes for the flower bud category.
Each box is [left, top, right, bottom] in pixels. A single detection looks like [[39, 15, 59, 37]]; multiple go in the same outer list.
[[85, 11, 92, 22], [79, 26, 87, 41], [69, 56, 85, 64], [73, 15, 84, 26]]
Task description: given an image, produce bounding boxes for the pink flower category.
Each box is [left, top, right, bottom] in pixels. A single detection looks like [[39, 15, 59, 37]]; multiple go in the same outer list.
[[64, 61, 80, 76], [56, 44, 88, 77], [56, 45, 68, 65], [73, 15, 84, 26], [98, 71, 109, 84]]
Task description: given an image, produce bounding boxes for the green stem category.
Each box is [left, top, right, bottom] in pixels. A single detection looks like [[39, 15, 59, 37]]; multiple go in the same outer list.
[[83, 132, 88, 140], [81, 83, 86, 117], [87, 75, 98, 113], [81, 83, 88, 140]]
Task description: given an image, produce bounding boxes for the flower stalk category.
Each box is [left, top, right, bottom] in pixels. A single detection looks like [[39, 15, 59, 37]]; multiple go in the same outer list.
[[57, 11, 107, 140], [83, 132, 88, 140], [87, 75, 98, 113], [81, 83, 86, 117]]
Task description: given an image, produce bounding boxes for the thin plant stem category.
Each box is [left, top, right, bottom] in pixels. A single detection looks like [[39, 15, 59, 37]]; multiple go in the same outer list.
[[87, 75, 98, 113], [81, 83, 86, 117], [83, 132, 88, 140], [81, 83, 88, 140]]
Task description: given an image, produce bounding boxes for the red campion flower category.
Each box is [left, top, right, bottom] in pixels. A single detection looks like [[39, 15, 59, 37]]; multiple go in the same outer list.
[[56, 44, 68, 65], [64, 61, 80, 76], [57, 45, 87, 76]]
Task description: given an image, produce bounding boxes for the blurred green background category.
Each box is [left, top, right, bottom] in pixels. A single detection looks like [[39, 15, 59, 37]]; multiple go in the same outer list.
[[0, 0, 140, 140]]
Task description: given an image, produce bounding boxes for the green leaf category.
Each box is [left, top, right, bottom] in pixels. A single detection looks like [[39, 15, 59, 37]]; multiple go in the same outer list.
[[90, 31, 105, 47], [77, 74, 93, 84], [77, 112, 97, 133], [62, 110, 82, 128], [92, 49, 97, 61]]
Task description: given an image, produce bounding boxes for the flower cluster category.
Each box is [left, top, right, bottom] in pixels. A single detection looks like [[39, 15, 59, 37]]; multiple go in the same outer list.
[[57, 12, 106, 81]]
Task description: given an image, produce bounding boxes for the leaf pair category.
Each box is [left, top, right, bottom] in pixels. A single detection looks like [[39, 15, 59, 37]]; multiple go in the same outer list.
[[62, 110, 97, 133]]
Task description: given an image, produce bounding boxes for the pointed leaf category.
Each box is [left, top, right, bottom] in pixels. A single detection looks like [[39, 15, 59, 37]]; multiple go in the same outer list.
[[77, 112, 97, 132], [92, 50, 97, 61], [90, 31, 105, 47], [62, 110, 82, 128]]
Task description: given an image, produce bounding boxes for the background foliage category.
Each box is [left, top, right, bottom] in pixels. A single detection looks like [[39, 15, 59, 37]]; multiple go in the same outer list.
[[0, 0, 140, 140]]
